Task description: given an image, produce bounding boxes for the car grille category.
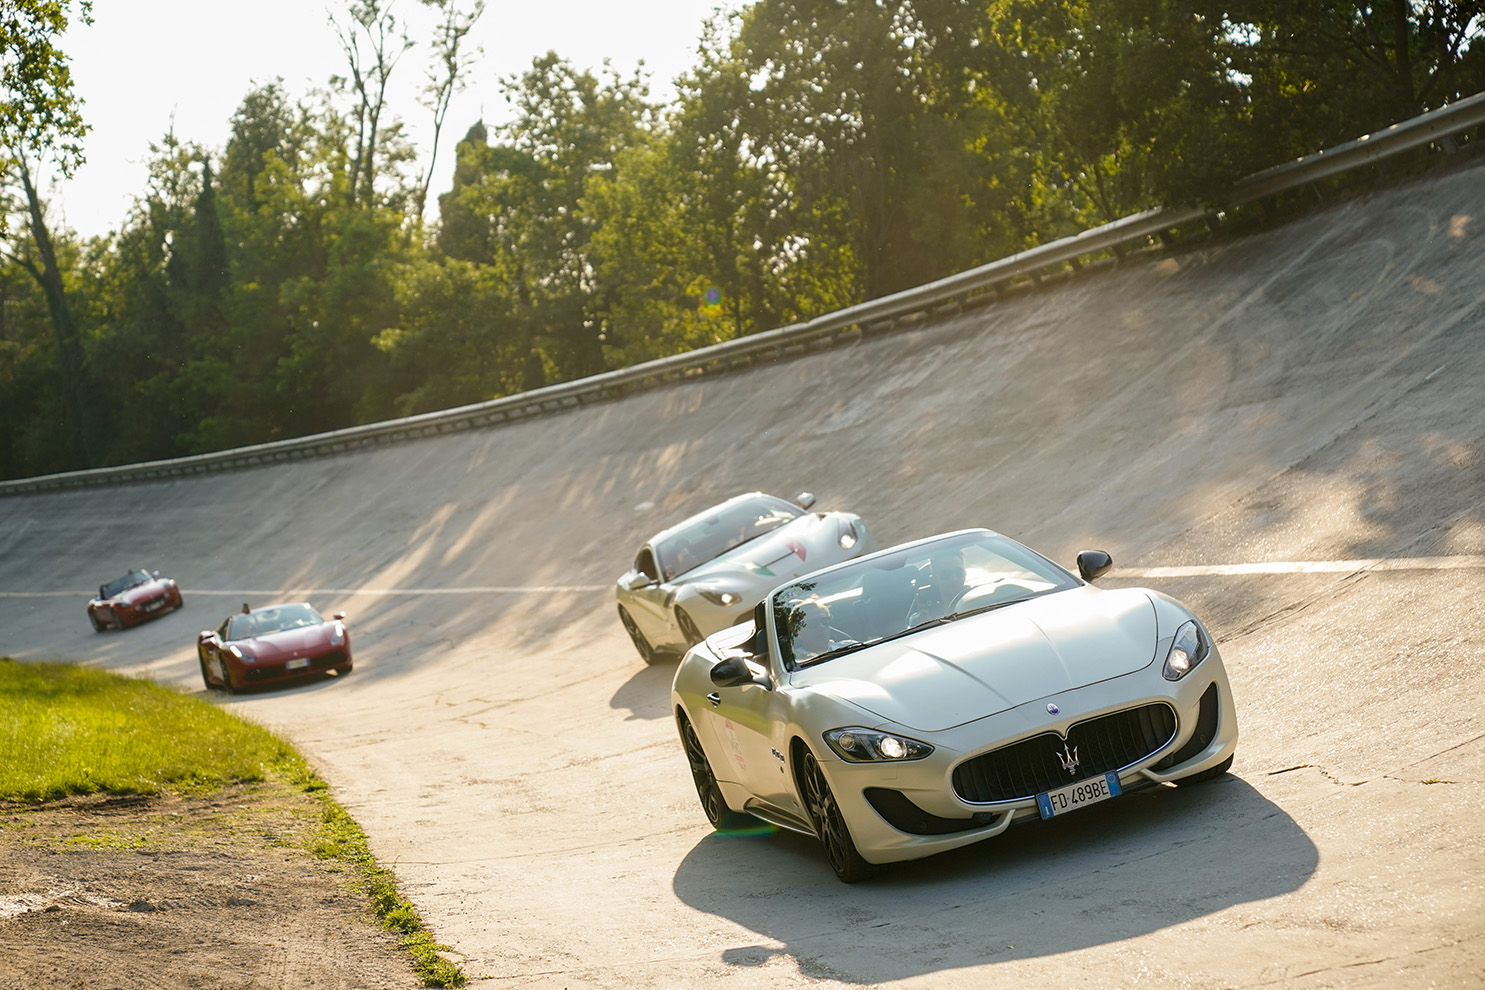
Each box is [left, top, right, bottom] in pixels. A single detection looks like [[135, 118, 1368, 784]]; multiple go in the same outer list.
[[952, 703, 1177, 803]]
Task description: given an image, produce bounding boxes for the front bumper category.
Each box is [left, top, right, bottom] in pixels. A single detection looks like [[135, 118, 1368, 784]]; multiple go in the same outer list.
[[231, 647, 352, 686], [817, 650, 1239, 865], [103, 589, 182, 628]]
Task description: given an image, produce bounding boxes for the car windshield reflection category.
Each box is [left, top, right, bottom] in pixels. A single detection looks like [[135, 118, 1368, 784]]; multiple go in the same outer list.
[[101, 570, 152, 598], [227, 604, 324, 641], [774, 532, 1080, 668], [653, 494, 803, 579]]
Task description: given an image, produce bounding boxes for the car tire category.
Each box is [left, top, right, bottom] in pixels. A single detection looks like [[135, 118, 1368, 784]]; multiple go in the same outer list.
[[197, 647, 215, 691], [679, 714, 752, 830], [1180, 753, 1234, 785], [799, 748, 875, 884], [618, 606, 661, 665], [336, 663, 353, 676], [88, 612, 104, 633], [675, 608, 704, 649]]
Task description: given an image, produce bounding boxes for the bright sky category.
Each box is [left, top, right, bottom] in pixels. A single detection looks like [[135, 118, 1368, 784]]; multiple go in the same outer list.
[[56, 0, 734, 240]]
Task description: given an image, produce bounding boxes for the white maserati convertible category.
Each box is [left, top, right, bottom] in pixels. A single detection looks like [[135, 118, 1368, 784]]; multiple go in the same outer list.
[[616, 491, 875, 663], [672, 528, 1239, 882]]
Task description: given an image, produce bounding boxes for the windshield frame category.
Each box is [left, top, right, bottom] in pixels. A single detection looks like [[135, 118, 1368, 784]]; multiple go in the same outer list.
[[770, 530, 1082, 671]]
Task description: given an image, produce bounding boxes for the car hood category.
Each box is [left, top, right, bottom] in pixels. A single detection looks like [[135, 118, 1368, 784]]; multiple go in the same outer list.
[[675, 514, 845, 587], [791, 587, 1159, 731], [237, 625, 334, 660]]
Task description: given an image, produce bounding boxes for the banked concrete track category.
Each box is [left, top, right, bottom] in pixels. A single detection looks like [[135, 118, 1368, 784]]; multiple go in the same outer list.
[[2, 162, 1483, 988]]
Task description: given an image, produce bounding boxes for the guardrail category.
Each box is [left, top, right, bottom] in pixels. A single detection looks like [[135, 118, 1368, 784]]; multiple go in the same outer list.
[[5, 91, 1483, 497]]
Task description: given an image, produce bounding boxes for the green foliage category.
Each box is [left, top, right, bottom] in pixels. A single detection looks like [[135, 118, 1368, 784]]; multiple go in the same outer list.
[[0, 658, 300, 802], [0, 656, 466, 987], [0, 0, 92, 178], [1, 2, 1482, 479], [311, 798, 466, 987]]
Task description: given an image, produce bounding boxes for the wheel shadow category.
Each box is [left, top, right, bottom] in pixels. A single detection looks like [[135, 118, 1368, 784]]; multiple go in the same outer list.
[[672, 775, 1315, 984]]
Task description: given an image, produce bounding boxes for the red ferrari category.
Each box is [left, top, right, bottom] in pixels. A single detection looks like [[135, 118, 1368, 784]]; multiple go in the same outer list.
[[197, 601, 353, 693], [88, 569, 184, 631]]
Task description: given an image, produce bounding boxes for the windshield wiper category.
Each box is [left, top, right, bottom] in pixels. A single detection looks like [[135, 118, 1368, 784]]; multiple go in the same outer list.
[[800, 638, 881, 666], [941, 596, 1034, 624]]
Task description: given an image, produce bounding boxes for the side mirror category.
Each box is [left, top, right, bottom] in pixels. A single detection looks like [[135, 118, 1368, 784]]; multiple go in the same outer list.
[[198, 631, 216, 642], [710, 655, 768, 689], [1077, 550, 1113, 582], [333, 611, 347, 621], [795, 491, 816, 510], [621, 571, 653, 592], [151, 570, 161, 578]]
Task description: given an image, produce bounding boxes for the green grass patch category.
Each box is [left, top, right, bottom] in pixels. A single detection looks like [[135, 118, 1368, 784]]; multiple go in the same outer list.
[[0, 657, 465, 988], [311, 800, 466, 987], [0, 657, 301, 801]]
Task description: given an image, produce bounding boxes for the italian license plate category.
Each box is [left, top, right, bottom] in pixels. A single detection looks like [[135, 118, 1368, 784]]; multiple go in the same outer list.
[[285, 658, 310, 671], [1037, 772, 1121, 819]]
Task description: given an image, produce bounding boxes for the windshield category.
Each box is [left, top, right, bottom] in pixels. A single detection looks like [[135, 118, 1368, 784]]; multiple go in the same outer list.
[[653, 494, 803, 579], [101, 570, 151, 598], [227, 603, 324, 641], [772, 532, 1080, 668]]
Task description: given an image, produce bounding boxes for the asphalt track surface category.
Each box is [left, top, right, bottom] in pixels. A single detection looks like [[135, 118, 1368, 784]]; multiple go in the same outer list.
[[3, 161, 1484, 988]]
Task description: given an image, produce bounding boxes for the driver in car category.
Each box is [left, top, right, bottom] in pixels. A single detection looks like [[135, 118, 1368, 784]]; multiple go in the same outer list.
[[911, 550, 968, 625], [788, 601, 854, 664]]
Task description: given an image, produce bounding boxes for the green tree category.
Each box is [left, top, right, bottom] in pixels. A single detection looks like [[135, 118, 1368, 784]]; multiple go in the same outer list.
[[414, 0, 486, 219], [1, 0, 95, 468], [1210, 1, 1485, 158], [708, 0, 1019, 301]]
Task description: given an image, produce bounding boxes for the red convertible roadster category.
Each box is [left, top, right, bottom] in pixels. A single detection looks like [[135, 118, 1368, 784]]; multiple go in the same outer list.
[[197, 601, 352, 692], [87, 569, 184, 631]]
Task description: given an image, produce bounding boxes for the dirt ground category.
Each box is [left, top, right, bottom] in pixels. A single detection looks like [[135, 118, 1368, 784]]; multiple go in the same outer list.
[[0, 783, 430, 990]]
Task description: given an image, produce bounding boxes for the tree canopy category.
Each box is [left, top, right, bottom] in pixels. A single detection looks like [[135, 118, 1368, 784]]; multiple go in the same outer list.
[[2, 0, 1482, 479]]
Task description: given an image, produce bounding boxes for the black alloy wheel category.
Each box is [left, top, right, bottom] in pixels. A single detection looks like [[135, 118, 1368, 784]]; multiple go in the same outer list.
[[675, 608, 704, 649], [799, 749, 875, 883], [618, 606, 660, 664], [679, 714, 749, 830]]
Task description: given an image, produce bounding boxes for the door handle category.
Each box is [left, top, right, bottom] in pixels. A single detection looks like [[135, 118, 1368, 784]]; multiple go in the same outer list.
[[707, 692, 721, 708]]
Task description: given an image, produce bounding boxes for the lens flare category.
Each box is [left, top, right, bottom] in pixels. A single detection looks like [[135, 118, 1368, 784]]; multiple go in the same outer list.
[[700, 286, 724, 317]]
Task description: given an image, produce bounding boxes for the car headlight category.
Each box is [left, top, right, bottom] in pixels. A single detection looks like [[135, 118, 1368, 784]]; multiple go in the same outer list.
[[1162, 620, 1210, 680], [697, 588, 742, 607], [228, 645, 255, 661], [838, 521, 858, 550], [330, 621, 345, 645], [824, 727, 934, 762]]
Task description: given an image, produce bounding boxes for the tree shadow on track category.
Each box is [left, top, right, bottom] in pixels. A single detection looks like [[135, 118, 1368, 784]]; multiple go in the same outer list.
[[672, 775, 1313, 984]]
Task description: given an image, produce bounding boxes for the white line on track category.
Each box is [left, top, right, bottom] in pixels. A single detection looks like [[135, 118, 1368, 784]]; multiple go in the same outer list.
[[0, 586, 610, 598], [6, 556, 1484, 598], [1115, 555, 1485, 578]]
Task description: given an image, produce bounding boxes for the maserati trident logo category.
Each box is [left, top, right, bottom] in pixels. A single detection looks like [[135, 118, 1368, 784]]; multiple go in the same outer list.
[[1056, 744, 1080, 777]]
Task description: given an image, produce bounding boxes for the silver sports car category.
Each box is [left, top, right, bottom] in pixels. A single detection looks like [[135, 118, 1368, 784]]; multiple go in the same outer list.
[[672, 528, 1239, 882], [616, 491, 876, 664]]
